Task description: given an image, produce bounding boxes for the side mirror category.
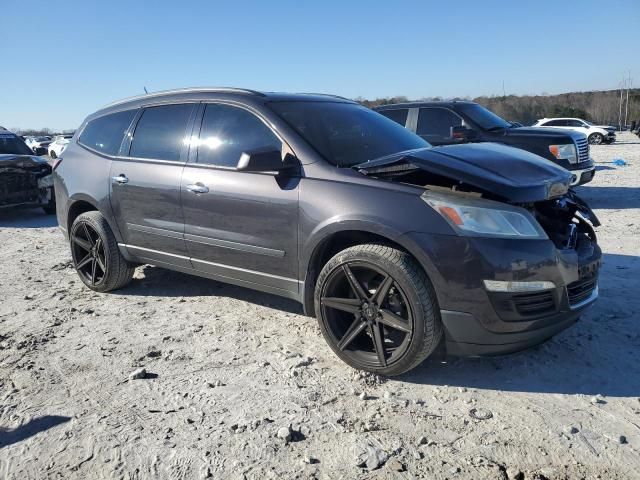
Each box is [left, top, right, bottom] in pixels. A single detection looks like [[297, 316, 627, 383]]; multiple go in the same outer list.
[[34, 147, 48, 156], [451, 125, 477, 142], [237, 147, 294, 173]]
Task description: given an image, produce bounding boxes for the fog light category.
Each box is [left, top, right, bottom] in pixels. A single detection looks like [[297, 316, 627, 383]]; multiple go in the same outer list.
[[483, 280, 556, 292]]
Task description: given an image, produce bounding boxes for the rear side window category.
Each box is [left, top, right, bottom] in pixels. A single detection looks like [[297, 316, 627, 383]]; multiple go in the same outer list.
[[196, 104, 281, 167], [379, 109, 409, 126], [543, 119, 566, 127], [416, 107, 462, 142], [129, 104, 194, 161], [79, 109, 137, 156]]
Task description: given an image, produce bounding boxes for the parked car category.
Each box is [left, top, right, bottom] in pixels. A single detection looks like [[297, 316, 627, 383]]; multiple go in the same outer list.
[[376, 101, 596, 185], [54, 88, 601, 375], [25, 135, 52, 152], [0, 127, 56, 214], [532, 118, 616, 145], [48, 135, 73, 158]]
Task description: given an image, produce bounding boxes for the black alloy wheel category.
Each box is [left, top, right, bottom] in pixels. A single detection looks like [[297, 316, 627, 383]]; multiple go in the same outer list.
[[71, 220, 107, 287], [315, 244, 442, 376]]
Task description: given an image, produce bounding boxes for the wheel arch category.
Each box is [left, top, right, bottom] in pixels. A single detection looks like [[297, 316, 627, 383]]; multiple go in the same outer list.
[[301, 223, 442, 317], [66, 194, 122, 243]]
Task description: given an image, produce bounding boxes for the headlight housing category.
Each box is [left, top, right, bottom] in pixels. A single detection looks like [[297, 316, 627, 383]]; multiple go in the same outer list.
[[422, 191, 547, 239], [549, 144, 577, 164]]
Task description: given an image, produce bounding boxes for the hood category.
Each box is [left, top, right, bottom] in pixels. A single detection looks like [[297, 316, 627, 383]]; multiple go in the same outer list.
[[355, 143, 572, 203], [506, 126, 586, 142], [0, 154, 52, 174]]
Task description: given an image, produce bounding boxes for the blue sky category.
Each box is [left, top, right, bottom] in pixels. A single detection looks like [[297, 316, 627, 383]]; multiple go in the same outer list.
[[1, 0, 638, 130]]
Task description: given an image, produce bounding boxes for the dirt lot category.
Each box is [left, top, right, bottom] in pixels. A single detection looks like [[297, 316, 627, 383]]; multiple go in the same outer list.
[[1, 133, 639, 479]]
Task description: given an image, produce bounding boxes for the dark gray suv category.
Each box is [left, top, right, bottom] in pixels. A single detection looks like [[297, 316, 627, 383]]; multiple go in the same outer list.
[[54, 88, 601, 375]]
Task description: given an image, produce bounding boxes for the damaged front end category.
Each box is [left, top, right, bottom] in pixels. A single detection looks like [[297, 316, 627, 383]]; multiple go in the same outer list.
[[356, 144, 601, 355], [0, 155, 54, 209]]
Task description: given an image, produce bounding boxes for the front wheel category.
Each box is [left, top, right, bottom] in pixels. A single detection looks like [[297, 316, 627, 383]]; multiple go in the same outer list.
[[49, 150, 57, 159], [588, 133, 603, 145], [314, 244, 442, 376], [70, 211, 134, 292]]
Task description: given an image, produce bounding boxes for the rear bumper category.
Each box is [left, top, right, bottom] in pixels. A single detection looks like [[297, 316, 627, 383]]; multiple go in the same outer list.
[[442, 286, 597, 356]]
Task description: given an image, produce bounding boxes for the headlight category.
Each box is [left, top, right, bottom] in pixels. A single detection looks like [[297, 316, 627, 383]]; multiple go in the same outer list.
[[422, 191, 547, 239], [549, 144, 577, 164]]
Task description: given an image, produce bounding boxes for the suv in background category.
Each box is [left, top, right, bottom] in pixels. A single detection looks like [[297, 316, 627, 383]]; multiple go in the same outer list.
[[532, 118, 616, 145], [376, 101, 595, 185], [54, 88, 601, 375]]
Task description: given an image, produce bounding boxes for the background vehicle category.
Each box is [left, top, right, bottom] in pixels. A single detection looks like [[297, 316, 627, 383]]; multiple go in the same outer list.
[[25, 135, 52, 153], [54, 88, 601, 376], [376, 101, 596, 185], [48, 135, 72, 158], [0, 127, 56, 214], [533, 118, 616, 145]]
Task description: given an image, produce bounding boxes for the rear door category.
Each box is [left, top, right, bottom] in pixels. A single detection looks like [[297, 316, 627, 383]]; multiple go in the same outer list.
[[109, 103, 197, 268], [416, 107, 464, 145], [180, 102, 299, 295]]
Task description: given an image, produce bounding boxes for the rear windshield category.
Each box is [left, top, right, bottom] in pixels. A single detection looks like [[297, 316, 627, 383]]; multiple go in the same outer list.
[[269, 101, 430, 167], [0, 134, 34, 155]]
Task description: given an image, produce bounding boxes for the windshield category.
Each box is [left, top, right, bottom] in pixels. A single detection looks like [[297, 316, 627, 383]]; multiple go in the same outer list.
[[457, 103, 512, 131], [0, 134, 34, 155], [269, 101, 430, 167]]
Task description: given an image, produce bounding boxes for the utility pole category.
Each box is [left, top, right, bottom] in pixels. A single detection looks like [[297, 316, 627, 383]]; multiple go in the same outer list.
[[619, 78, 624, 131], [624, 71, 632, 128]]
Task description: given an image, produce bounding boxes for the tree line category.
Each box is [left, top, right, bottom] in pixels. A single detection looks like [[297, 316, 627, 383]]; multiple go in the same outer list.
[[357, 88, 640, 127]]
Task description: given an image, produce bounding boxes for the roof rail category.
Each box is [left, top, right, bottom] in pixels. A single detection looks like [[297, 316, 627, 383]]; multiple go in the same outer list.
[[101, 87, 265, 109], [298, 93, 352, 101]]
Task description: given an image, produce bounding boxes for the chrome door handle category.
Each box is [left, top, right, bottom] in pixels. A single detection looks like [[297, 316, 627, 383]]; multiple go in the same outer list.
[[112, 174, 129, 184], [185, 183, 209, 194]]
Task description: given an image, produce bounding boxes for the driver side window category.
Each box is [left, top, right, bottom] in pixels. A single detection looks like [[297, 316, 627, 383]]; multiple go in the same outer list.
[[197, 104, 282, 167], [416, 107, 463, 144]]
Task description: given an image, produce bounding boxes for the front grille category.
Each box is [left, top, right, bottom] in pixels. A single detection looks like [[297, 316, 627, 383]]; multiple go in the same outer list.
[[567, 273, 597, 306], [575, 137, 590, 163], [512, 291, 556, 316]]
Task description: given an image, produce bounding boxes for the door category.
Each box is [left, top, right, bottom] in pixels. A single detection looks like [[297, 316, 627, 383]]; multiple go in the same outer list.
[[109, 103, 197, 268], [416, 107, 464, 145], [181, 103, 299, 295]]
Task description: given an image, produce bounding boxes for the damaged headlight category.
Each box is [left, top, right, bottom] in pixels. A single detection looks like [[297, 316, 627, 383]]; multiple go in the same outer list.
[[548, 144, 577, 164], [37, 174, 54, 189], [422, 191, 547, 239]]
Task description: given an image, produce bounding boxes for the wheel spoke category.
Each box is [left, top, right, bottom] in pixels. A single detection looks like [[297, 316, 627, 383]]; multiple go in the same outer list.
[[96, 252, 106, 273], [369, 323, 387, 367], [337, 319, 367, 351], [378, 309, 412, 333], [76, 252, 93, 270], [82, 223, 94, 246], [372, 275, 394, 305], [321, 297, 361, 314], [342, 264, 369, 301], [91, 259, 97, 285], [72, 235, 92, 252]]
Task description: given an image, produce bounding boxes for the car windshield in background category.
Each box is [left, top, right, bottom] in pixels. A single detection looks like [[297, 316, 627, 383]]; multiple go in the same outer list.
[[269, 101, 430, 167], [0, 134, 35, 155], [457, 103, 512, 131]]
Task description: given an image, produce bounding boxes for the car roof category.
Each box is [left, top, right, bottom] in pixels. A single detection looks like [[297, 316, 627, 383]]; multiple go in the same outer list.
[[375, 100, 477, 110], [97, 87, 355, 114]]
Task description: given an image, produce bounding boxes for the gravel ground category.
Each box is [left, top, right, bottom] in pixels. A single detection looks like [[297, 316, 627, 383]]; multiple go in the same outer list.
[[1, 133, 639, 480]]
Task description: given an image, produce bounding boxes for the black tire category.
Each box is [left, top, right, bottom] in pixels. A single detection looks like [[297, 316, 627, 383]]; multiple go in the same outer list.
[[314, 243, 442, 376], [70, 211, 134, 292], [50, 150, 57, 159], [588, 133, 603, 145]]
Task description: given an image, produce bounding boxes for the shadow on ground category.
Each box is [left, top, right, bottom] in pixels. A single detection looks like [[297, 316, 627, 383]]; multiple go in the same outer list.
[[0, 208, 58, 228], [574, 185, 640, 209], [0, 416, 71, 448], [116, 265, 303, 315]]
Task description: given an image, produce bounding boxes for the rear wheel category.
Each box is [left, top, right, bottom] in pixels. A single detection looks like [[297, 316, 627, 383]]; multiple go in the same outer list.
[[588, 133, 603, 145], [50, 150, 57, 159], [70, 211, 134, 292], [314, 243, 442, 376]]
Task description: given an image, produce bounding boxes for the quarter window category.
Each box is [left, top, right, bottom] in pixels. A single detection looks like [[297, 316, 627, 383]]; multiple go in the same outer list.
[[197, 104, 281, 167], [129, 104, 194, 161], [416, 108, 463, 143], [79, 109, 137, 156], [379, 109, 409, 126]]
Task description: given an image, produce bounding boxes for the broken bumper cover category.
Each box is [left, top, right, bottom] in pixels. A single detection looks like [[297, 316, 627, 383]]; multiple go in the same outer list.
[[569, 165, 596, 186], [402, 232, 601, 357]]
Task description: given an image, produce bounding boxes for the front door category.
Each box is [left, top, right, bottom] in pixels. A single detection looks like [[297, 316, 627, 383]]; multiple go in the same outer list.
[[181, 103, 299, 296], [109, 103, 196, 268]]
